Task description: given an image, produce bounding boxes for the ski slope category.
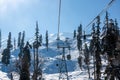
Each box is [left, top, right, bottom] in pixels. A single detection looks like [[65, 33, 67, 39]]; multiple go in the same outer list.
[[0, 32, 106, 80]]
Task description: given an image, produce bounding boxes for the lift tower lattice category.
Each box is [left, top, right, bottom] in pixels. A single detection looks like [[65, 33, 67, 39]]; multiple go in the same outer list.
[[57, 41, 70, 80]]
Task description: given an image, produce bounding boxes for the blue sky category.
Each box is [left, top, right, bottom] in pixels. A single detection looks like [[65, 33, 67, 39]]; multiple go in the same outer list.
[[0, 0, 120, 39]]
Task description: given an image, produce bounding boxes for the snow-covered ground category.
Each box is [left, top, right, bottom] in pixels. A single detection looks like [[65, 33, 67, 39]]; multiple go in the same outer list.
[[0, 33, 106, 80]]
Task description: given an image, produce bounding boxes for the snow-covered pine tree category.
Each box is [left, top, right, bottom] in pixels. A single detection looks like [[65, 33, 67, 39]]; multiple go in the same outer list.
[[84, 43, 90, 78], [77, 24, 83, 70], [73, 30, 76, 39], [114, 19, 119, 36], [7, 32, 12, 49], [33, 21, 42, 80], [39, 34, 42, 44], [46, 30, 49, 51], [17, 32, 21, 47], [2, 48, 10, 66], [19, 42, 31, 80], [94, 16, 101, 80], [14, 38, 16, 50], [77, 24, 82, 53], [21, 31, 25, 48], [102, 13, 120, 80], [89, 23, 95, 56], [19, 31, 25, 58], [2, 32, 12, 66]]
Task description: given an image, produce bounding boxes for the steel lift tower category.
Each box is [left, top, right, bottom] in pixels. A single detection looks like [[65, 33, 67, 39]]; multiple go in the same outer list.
[[57, 40, 70, 80]]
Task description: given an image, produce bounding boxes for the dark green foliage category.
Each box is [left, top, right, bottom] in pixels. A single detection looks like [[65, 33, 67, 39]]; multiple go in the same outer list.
[[7, 32, 12, 49], [78, 56, 82, 70], [39, 34, 42, 44], [84, 43, 89, 64], [77, 24, 83, 70], [67, 54, 71, 60], [94, 17, 101, 80], [101, 15, 120, 79], [23, 42, 31, 64], [19, 42, 31, 80], [2, 48, 10, 66], [89, 23, 95, 55], [46, 30, 48, 51], [33, 21, 41, 48], [89, 40, 94, 55], [84, 43, 90, 78], [73, 30, 76, 38], [35, 22, 39, 43], [10, 73, 13, 80], [19, 31, 25, 58], [114, 19, 119, 35], [101, 16, 118, 57], [14, 38, 16, 50], [21, 31, 25, 48], [77, 24, 82, 51], [1, 32, 12, 66], [18, 32, 21, 47], [33, 21, 42, 80]]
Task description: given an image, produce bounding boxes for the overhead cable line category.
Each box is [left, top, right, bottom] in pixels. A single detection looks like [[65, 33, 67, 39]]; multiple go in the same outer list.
[[84, 0, 115, 31]]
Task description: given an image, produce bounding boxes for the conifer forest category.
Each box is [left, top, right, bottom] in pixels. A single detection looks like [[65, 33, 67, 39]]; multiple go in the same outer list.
[[0, 0, 120, 80]]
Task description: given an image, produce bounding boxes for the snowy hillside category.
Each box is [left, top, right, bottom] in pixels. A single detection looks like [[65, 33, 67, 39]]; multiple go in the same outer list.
[[0, 32, 105, 80]]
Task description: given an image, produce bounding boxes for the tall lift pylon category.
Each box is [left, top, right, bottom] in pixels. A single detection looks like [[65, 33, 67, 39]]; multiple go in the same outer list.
[[57, 0, 61, 40], [57, 40, 70, 80]]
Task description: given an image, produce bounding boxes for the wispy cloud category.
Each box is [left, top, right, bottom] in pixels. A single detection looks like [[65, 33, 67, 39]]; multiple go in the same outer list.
[[0, 0, 28, 16]]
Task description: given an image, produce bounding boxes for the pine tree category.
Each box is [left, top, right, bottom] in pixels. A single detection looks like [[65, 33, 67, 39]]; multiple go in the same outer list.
[[19, 42, 31, 80], [114, 19, 119, 36], [33, 21, 42, 80], [101, 13, 120, 80], [7, 32, 12, 49], [19, 31, 25, 58], [18, 32, 21, 47], [84, 44, 89, 64], [46, 30, 48, 51], [73, 30, 76, 39], [2, 32, 12, 66], [2, 48, 10, 66], [84, 43, 90, 78], [39, 34, 42, 44], [14, 38, 16, 50], [77, 24, 82, 53], [89, 23, 95, 55], [77, 24, 83, 70], [94, 16, 101, 80], [21, 31, 25, 48]]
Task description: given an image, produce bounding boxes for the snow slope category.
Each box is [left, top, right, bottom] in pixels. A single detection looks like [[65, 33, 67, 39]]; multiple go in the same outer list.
[[0, 71, 10, 80], [0, 32, 105, 80]]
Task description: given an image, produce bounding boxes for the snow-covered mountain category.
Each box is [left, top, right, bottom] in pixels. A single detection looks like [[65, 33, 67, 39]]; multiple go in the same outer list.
[[0, 32, 105, 80]]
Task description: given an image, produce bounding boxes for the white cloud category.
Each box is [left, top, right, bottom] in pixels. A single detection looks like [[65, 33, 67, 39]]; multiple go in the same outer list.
[[0, 0, 28, 15]]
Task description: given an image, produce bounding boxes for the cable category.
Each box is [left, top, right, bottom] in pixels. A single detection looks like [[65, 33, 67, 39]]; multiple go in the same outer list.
[[84, 0, 115, 32]]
